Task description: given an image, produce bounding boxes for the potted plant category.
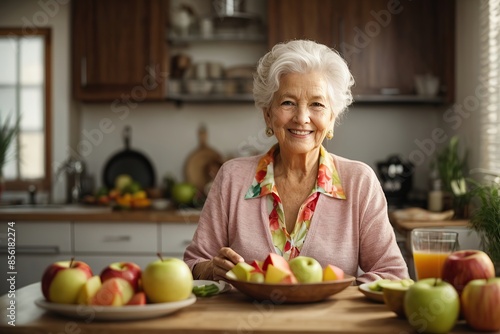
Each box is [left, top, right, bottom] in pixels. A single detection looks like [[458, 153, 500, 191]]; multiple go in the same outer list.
[[0, 114, 21, 197], [469, 179, 500, 276], [432, 136, 471, 218]]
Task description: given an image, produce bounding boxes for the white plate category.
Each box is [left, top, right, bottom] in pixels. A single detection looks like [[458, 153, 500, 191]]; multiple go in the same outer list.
[[193, 280, 231, 294], [358, 283, 385, 303], [35, 294, 196, 321]]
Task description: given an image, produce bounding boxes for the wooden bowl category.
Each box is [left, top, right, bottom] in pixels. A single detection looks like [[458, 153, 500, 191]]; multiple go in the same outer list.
[[225, 275, 355, 303]]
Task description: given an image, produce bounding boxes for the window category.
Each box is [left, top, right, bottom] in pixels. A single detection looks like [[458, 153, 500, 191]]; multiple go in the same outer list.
[[479, 0, 500, 174], [0, 28, 51, 191]]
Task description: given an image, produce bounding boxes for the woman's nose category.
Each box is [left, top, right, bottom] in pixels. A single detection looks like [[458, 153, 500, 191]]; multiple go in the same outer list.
[[293, 104, 310, 123]]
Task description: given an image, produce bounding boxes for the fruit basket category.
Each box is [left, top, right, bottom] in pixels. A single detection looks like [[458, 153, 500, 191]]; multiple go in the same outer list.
[[226, 272, 355, 303]]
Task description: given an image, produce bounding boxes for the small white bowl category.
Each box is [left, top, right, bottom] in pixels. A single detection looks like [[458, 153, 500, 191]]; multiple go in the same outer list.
[[151, 199, 171, 211]]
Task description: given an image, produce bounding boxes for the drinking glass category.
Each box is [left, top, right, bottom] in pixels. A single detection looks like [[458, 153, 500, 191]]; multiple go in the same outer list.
[[411, 229, 458, 280]]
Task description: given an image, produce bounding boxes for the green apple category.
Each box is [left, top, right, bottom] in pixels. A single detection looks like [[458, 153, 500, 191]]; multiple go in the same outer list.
[[77, 275, 102, 305], [230, 262, 256, 281], [404, 278, 460, 334], [91, 277, 134, 306], [288, 256, 323, 283], [368, 279, 391, 292], [461, 278, 500, 331], [249, 272, 265, 283], [142, 254, 193, 303], [115, 174, 133, 191], [41, 258, 93, 304], [171, 182, 197, 205]]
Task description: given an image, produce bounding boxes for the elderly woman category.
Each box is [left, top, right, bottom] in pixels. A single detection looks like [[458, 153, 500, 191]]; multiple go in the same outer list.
[[184, 40, 409, 284]]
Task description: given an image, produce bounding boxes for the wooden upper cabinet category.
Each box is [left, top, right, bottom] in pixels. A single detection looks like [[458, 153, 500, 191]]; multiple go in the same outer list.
[[72, 0, 168, 101], [268, 0, 340, 49], [267, 0, 455, 103]]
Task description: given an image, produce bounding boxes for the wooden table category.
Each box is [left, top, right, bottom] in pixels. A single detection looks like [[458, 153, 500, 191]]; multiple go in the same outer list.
[[0, 283, 481, 334]]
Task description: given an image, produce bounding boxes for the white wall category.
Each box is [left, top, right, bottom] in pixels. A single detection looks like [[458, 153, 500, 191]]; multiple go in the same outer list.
[[454, 0, 481, 171], [0, 0, 481, 202]]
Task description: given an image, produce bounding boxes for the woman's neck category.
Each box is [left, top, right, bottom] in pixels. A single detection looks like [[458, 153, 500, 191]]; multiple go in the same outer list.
[[274, 148, 320, 181]]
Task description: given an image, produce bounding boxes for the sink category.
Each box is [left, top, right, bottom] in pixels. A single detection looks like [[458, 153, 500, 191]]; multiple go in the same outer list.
[[0, 204, 113, 214]]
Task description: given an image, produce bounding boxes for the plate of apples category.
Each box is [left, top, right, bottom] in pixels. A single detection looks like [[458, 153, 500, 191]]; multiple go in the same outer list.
[[225, 253, 355, 303], [35, 255, 196, 321]]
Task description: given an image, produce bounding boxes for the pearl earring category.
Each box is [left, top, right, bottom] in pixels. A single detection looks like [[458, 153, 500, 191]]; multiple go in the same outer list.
[[326, 130, 334, 140], [266, 127, 274, 137]]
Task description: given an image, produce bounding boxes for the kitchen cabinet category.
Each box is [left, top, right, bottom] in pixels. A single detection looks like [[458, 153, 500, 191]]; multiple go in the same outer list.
[[73, 222, 159, 254], [72, 0, 168, 101], [166, 0, 268, 103], [160, 223, 197, 258], [0, 218, 198, 295], [0, 222, 72, 295], [267, 0, 455, 104]]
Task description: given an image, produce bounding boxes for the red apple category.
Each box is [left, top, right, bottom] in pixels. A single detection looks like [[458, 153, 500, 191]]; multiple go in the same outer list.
[[441, 250, 495, 294], [250, 260, 264, 274], [461, 278, 500, 331], [91, 277, 134, 306], [127, 291, 147, 305], [262, 253, 291, 272], [77, 275, 102, 305], [100, 262, 142, 292], [265, 264, 298, 284], [323, 264, 345, 281], [41, 258, 93, 304]]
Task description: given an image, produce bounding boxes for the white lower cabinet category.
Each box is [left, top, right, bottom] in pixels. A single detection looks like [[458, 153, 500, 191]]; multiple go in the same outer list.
[[73, 222, 160, 273], [160, 223, 198, 259], [74, 222, 158, 254], [0, 222, 72, 295], [0, 221, 198, 296]]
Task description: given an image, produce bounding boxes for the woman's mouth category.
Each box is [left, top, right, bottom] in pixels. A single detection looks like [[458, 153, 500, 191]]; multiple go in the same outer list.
[[289, 129, 313, 135]]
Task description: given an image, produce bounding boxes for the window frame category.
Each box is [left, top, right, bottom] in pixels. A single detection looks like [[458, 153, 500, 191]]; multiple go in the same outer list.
[[0, 27, 52, 192]]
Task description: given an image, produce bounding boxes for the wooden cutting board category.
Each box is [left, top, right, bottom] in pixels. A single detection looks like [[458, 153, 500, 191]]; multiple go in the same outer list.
[[184, 126, 223, 193]]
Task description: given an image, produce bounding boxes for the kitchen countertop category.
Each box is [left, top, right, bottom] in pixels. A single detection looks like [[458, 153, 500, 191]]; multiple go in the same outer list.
[[0, 283, 480, 334], [0, 205, 201, 223]]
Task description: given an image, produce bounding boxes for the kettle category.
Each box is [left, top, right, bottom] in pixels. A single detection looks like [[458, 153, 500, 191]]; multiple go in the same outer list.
[[376, 155, 413, 207]]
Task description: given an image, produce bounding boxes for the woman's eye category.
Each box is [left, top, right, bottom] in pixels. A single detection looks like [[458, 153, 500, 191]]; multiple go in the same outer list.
[[281, 101, 294, 106], [311, 102, 325, 108]]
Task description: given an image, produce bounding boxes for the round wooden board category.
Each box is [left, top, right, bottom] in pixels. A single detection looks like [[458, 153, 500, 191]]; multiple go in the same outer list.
[[184, 126, 223, 193]]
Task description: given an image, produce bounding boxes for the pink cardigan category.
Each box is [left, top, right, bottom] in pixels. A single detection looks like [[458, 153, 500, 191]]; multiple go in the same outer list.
[[184, 153, 409, 284]]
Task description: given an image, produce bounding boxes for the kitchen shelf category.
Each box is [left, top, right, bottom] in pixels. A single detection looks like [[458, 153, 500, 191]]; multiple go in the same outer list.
[[353, 94, 447, 104], [166, 93, 446, 105], [167, 93, 254, 104], [168, 32, 266, 45]]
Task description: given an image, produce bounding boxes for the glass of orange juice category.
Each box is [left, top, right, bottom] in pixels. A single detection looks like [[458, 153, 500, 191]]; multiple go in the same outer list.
[[411, 229, 458, 280]]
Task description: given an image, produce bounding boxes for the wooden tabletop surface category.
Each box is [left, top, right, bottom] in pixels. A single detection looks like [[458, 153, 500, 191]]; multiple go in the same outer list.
[[0, 283, 482, 334]]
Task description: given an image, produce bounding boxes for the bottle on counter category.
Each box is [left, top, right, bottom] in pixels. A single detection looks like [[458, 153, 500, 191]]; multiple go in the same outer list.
[[428, 178, 443, 212]]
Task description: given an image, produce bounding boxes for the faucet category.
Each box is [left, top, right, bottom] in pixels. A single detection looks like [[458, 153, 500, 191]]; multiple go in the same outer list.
[[28, 185, 37, 205], [52, 157, 86, 204]]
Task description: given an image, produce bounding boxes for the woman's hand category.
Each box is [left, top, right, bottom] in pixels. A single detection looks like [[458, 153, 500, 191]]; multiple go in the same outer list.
[[211, 247, 245, 280], [193, 247, 245, 281]]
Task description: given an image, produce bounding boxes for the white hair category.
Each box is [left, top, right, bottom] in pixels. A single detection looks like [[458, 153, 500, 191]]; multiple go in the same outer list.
[[253, 39, 354, 118]]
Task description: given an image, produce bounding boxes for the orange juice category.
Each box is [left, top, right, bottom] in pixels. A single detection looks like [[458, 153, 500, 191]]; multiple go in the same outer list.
[[413, 251, 450, 280]]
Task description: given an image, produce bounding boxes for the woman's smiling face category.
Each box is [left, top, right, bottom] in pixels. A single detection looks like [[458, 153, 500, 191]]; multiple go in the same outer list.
[[265, 71, 335, 155]]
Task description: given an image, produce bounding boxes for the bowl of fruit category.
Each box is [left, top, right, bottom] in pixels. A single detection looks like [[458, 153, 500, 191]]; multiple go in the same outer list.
[[36, 254, 196, 321], [225, 253, 355, 303]]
